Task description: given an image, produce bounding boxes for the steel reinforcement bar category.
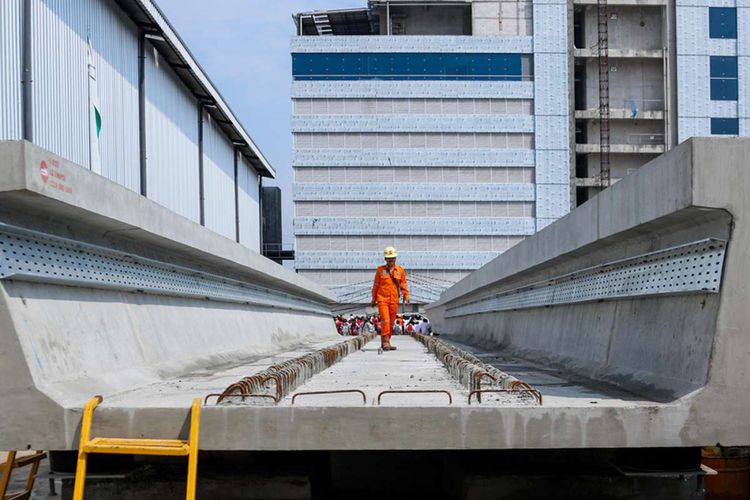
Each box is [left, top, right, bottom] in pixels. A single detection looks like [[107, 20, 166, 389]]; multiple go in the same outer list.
[[410, 333, 542, 404], [207, 332, 377, 405]]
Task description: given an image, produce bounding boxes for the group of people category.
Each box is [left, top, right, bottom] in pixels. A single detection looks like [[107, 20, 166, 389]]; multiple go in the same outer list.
[[334, 315, 375, 336], [334, 313, 432, 338], [335, 245, 433, 351], [396, 314, 432, 336]]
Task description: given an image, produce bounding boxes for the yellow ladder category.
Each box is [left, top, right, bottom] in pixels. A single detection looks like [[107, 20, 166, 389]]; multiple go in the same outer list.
[[0, 450, 47, 500], [73, 395, 201, 500]]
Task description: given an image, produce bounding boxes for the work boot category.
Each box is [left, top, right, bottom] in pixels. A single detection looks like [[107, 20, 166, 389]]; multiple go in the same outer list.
[[381, 335, 397, 351]]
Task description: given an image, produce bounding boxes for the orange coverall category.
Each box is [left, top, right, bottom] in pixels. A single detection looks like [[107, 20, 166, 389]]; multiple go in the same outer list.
[[372, 264, 410, 340]]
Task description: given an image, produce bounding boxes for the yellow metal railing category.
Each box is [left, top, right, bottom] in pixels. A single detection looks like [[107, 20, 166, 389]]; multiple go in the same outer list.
[[73, 395, 200, 499]]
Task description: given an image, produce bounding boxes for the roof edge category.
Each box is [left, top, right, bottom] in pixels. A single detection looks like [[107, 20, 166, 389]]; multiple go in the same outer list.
[[120, 0, 277, 178]]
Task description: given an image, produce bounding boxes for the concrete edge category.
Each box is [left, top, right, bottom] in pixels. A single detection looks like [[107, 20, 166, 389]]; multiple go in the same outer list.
[[51, 399, 712, 451], [0, 140, 335, 304], [432, 139, 698, 307]]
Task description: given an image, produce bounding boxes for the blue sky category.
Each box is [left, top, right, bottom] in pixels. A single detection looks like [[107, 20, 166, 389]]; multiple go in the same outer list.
[[156, 0, 356, 248]]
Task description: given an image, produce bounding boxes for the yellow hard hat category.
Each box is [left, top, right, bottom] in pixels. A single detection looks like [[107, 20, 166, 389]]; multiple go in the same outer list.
[[383, 246, 397, 258]]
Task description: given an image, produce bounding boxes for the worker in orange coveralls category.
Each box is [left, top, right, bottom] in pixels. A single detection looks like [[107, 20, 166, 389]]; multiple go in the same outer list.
[[371, 246, 410, 351]]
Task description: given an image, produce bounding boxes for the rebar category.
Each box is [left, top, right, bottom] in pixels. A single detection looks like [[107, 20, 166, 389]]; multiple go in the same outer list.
[[376, 389, 453, 405], [411, 333, 542, 405], [209, 331, 377, 405], [468, 389, 543, 406], [204, 393, 279, 405], [291, 389, 367, 405]]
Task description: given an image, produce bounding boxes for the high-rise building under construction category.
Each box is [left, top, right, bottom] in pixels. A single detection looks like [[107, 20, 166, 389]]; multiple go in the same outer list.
[[292, 0, 569, 305], [291, 0, 750, 306], [575, 2, 748, 202]]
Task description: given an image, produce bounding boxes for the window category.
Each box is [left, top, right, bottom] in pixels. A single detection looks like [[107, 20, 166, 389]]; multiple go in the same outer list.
[[710, 56, 738, 101], [711, 118, 739, 135], [709, 7, 737, 39], [292, 53, 533, 81]]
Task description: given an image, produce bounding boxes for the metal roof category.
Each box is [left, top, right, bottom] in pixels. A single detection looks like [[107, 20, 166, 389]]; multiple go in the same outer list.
[[113, 0, 276, 178], [293, 2, 473, 36], [294, 8, 378, 36], [368, 0, 471, 3]]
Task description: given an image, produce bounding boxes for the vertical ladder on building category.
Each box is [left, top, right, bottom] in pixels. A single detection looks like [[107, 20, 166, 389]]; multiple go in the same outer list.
[[312, 13, 333, 35], [597, 0, 611, 189], [73, 396, 201, 500]]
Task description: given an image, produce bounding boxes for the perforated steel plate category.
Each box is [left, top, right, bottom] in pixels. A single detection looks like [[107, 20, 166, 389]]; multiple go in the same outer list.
[[445, 239, 727, 317], [0, 224, 329, 315]]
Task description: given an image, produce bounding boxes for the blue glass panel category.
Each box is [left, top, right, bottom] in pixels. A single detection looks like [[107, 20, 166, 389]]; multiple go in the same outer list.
[[292, 53, 528, 81], [709, 8, 737, 39], [711, 118, 739, 135], [710, 56, 738, 78], [710, 78, 738, 101]]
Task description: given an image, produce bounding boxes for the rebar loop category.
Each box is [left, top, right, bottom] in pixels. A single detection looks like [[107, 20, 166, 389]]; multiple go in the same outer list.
[[410, 333, 542, 405], [209, 332, 377, 405]]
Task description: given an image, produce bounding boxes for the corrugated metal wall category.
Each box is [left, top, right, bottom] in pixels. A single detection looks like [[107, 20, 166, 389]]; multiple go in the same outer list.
[[29, 0, 139, 190], [144, 41, 200, 222], [238, 154, 260, 251], [31, 0, 89, 167], [3, 0, 265, 249], [202, 111, 236, 239], [0, 0, 23, 140], [88, 0, 139, 191]]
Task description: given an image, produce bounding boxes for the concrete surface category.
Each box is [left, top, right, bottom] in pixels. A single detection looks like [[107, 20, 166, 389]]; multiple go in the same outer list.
[[74, 334, 664, 451], [97, 333, 651, 408], [2, 138, 750, 452], [0, 141, 337, 450], [103, 338, 347, 408], [428, 138, 750, 448], [276, 336, 470, 407]]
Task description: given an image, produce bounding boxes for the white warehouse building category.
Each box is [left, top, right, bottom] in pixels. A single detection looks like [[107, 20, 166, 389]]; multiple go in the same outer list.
[[0, 0, 274, 251]]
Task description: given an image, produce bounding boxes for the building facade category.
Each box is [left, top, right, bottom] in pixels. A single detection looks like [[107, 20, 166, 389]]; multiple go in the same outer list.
[[291, 0, 570, 304], [0, 0, 273, 252], [675, 2, 750, 142], [573, 0, 750, 202], [572, 2, 671, 202], [292, 0, 750, 306]]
